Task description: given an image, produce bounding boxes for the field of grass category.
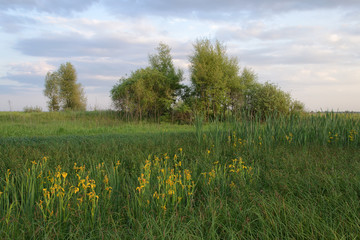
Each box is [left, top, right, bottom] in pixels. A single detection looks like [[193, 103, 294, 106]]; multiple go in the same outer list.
[[0, 111, 359, 239]]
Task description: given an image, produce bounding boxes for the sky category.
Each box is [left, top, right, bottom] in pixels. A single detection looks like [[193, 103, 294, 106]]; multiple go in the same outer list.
[[0, 0, 359, 112]]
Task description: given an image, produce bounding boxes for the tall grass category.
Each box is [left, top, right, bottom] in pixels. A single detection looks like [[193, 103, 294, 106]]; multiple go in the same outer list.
[[0, 111, 359, 239]]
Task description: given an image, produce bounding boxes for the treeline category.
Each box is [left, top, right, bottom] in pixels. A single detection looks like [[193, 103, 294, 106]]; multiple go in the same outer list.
[[110, 38, 304, 122]]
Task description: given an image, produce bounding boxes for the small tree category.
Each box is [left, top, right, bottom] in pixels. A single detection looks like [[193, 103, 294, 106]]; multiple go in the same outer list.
[[44, 71, 60, 111], [44, 62, 86, 111]]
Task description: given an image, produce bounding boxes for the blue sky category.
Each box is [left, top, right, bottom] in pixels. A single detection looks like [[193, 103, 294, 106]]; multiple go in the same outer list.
[[0, 0, 359, 111]]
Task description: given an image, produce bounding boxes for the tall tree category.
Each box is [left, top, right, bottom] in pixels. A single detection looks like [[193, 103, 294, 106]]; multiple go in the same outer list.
[[149, 43, 183, 93], [43, 62, 86, 111], [58, 62, 86, 111], [44, 71, 60, 111], [189, 38, 241, 119], [149, 43, 184, 115]]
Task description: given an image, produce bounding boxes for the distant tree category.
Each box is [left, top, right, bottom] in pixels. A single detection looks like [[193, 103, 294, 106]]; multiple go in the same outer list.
[[58, 62, 86, 111], [290, 100, 305, 115], [44, 71, 60, 111], [44, 62, 86, 111]]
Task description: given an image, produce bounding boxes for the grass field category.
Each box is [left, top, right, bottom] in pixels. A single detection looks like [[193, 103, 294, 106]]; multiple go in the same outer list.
[[0, 111, 359, 239]]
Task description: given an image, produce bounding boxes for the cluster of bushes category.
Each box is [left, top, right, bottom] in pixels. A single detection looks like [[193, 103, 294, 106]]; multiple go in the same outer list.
[[110, 38, 304, 122]]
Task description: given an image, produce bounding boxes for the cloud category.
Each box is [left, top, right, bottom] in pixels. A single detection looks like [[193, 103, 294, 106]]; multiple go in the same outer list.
[[0, 12, 36, 33], [0, 0, 98, 15], [101, 0, 360, 19], [2, 0, 359, 19]]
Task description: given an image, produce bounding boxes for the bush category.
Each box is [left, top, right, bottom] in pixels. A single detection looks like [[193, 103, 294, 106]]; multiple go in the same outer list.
[[23, 106, 42, 113]]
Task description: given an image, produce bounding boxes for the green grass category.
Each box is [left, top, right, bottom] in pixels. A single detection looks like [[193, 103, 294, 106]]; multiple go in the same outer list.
[[0, 111, 359, 239]]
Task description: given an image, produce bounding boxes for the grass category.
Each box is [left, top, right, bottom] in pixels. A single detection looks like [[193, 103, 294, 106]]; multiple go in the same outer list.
[[0, 111, 359, 239]]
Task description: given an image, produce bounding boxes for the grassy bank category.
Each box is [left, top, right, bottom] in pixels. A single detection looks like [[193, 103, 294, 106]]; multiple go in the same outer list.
[[0, 112, 359, 239]]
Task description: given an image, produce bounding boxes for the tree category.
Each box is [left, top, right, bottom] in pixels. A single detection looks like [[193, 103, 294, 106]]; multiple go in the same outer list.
[[189, 38, 241, 119], [44, 71, 60, 111], [111, 43, 184, 121], [58, 62, 86, 111], [149, 43, 184, 118], [244, 82, 292, 118], [44, 62, 86, 111]]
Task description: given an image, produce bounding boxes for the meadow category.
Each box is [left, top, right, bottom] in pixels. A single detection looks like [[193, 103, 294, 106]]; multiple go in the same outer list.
[[0, 111, 359, 239]]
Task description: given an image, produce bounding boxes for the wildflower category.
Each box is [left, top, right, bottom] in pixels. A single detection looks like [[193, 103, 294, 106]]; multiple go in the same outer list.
[[103, 175, 109, 185], [38, 200, 43, 209], [73, 187, 80, 194], [161, 205, 167, 211], [62, 172, 68, 179], [116, 160, 121, 166], [31, 160, 37, 165], [179, 148, 182, 153]]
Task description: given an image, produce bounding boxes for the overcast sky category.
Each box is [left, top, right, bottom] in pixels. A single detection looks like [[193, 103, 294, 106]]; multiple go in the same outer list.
[[0, 0, 359, 111]]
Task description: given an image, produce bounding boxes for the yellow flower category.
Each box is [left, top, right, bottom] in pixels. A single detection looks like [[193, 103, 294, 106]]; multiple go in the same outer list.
[[38, 200, 43, 209], [31, 160, 37, 165], [103, 175, 109, 185], [161, 205, 167, 211], [73, 187, 79, 194], [179, 148, 182, 153], [62, 172, 68, 179]]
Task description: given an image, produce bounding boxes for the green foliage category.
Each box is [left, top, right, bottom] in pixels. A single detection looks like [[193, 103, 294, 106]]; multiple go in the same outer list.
[[43, 72, 60, 111], [23, 106, 42, 113], [189, 38, 242, 118], [110, 39, 305, 121], [111, 43, 183, 121], [245, 82, 291, 117], [44, 62, 86, 111], [244, 82, 306, 118], [149, 42, 184, 95]]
